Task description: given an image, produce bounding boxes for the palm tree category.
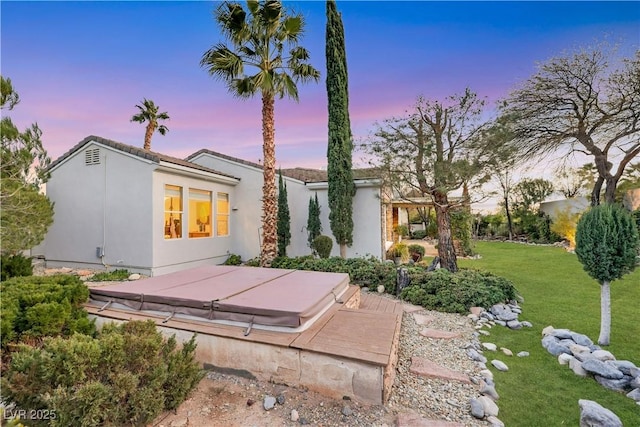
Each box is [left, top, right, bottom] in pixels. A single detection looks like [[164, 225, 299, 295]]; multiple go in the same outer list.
[[201, 1, 320, 267], [130, 98, 170, 151]]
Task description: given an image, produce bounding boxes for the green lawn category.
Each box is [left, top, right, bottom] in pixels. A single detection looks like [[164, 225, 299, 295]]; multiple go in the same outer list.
[[457, 241, 640, 426]]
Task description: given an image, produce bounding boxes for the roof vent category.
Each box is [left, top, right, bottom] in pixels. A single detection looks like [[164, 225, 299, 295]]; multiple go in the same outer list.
[[85, 148, 100, 165]]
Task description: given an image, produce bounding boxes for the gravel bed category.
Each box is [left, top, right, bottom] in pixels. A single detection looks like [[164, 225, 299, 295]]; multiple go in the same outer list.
[[387, 308, 487, 426]]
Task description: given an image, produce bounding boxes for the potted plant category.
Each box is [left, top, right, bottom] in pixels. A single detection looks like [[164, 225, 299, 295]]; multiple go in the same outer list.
[[408, 244, 425, 262], [387, 242, 409, 265]]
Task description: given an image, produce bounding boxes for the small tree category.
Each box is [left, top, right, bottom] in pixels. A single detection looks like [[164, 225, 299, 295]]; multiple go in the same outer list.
[[575, 204, 639, 345], [307, 193, 322, 249], [276, 171, 291, 257]]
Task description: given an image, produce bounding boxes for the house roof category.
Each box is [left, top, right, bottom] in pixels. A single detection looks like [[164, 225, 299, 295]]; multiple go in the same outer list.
[[49, 136, 239, 180], [187, 149, 381, 183]]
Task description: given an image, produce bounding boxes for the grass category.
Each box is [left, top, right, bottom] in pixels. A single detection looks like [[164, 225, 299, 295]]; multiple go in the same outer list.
[[457, 241, 640, 426]]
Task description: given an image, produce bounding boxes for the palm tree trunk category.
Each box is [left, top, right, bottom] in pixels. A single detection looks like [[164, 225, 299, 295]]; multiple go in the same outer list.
[[260, 93, 277, 267], [143, 122, 155, 151], [598, 280, 611, 345]]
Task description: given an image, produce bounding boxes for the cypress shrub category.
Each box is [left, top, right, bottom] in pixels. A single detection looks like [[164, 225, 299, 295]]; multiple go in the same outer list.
[[312, 235, 333, 259]]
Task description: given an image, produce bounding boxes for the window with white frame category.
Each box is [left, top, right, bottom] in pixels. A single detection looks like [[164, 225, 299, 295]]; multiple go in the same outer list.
[[164, 185, 183, 239], [188, 188, 212, 238], [216, 192, 230, 236]]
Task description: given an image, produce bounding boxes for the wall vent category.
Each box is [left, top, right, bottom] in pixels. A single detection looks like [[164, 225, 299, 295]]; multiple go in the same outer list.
[[85, 148, 100, 165]]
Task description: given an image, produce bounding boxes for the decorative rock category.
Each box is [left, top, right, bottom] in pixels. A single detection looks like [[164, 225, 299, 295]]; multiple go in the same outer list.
[[630, 367, 640, 378], [482, 342, 498, 351], [263, 395, 276, 411], [582, 359, 624, 379], [413, 313, 436, 326], [377, 285, 385, 293], [470, 398, 484, 419], [626, 388, 640, 402], [558, 353, 574, 365], [410, 356, 472, 384], [541, 325, 555, 336], [569, 357, 589, 377], [542, 335, 571, 356], [419, 328, 461, 339], [594, 375, 631, 392], [495, 320, 507, 327], [500, 348, 513, 357], [479, 369, 494, 380], [128, 273, 141, 281], [487, 416, 505, 427], [506, 320, 522, 329], [467, 349, 487, 364], [630, 376, 640, 389], [521, 321, 533, 328], [276, 394, 285, 405], [549, 328, 573, 339], [578, 399, 622, 427], [480, 381, 500, 400], [569, 343, 591, 355], [299, 416, 309, 425], [341, 405, 353, 416], [470, 307, 484, 316], [290, 409, 299, 422], [608, 360, 637, 376], [491, 360, 509, 372], [591, 350, 615, 362], [570, 332, 594, 347], [478, 396, 499, 417], [478, 329, 491, 336], [517, 351, 530, 357]]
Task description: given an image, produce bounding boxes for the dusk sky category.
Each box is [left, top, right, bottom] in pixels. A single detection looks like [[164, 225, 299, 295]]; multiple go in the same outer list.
[[2, 1, 639, 172]]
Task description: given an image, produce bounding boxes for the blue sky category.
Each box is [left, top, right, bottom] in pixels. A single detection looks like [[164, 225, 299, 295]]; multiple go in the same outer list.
[[2, 1, 639, 169]]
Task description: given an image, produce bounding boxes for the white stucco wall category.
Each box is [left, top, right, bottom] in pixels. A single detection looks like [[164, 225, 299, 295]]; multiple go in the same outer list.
[[189, 152, 384, 260], [540, 197, 590, 220], [43, 142, 155, 271]]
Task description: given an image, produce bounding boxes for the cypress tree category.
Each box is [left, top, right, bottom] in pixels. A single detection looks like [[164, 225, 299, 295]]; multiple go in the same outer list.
[[326, 0, 354, 258], [575, 203, 639, 345], [307, 193, 322, 249], [277, 171, 291, 257]]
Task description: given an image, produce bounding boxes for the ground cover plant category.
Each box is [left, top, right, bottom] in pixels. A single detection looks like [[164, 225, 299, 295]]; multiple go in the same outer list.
[[458, 241, 640, 426], [88, 269, 130, 282], [1, 320, 203, 427], [0, 275, 94, 348]]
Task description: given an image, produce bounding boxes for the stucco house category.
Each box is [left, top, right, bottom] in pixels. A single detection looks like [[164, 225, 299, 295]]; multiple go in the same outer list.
[[36, 136, 386, 276]]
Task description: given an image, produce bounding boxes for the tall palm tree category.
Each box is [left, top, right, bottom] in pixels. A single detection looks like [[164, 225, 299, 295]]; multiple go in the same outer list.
[[201, 0, 319, 267], [130, 98, 170, 151]]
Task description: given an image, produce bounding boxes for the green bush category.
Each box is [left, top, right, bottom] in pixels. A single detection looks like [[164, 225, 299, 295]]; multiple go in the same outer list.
[[1, 320, 204, 427], [223, 254, 242, 265], [1, 275, 95, 348], [312, 235, 333, 259], [451, 209, 475, 256], [400, 268, 518, 313], [271, 256, 397, 292], [411, 229, 428, 239], [408, 244, 425, 260], [394, 224, 410, 237], [1, 253, 33, 281], [88, 269, 130, 282]]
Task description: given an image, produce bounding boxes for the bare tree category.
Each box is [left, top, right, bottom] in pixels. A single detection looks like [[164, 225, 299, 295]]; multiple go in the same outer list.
[[502, 47, 640, 206], [362, 89, 490, 272]]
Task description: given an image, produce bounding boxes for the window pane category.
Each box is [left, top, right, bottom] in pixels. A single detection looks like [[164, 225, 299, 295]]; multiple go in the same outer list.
[[189, 189, 212, 238], [164, 185, 182, 239], [216, 192, 229, 236]]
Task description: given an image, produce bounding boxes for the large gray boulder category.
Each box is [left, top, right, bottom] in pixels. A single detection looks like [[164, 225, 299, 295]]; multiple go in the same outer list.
[[582, 359, 624, 379], [594, 375, 631, 392], [608, 360, 637, 376], [570, 332, 594, 347], [627, 388, 640, 402], [542, 335, 571, 356], [578, 399, 622, 427]]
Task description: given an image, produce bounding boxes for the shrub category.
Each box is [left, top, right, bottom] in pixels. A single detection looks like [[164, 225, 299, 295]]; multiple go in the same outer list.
[[451, 209, 475, 256], [408, 244, 425, 261], [387, 242, 409, 263], [223, 254, 242, 265], [312, 235, 333, 259], [400, 268, 518, 313], [394, 224, 410, 238], [1, 320, 204, 427], [1, 253, 33, 281], [549, 207, 581, 248], [411, 229, 428, 239], [88, 269, 130, 282], [1, 275, 95, 348], [244, 257, 260, 267], [271, 256, 397, 292]]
